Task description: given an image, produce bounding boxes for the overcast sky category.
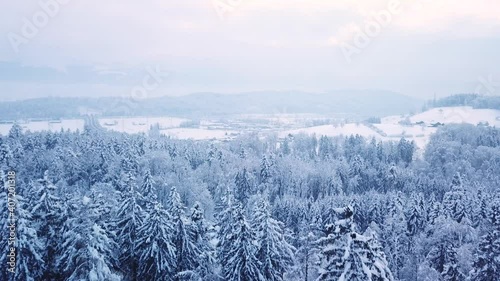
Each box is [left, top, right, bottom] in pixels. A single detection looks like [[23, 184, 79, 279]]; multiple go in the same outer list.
[[1, 0, 500, 101]]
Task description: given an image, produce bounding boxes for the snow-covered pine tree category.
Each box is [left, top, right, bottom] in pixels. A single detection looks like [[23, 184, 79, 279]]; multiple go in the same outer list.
[[368, 199, 383, 226], [406, 193, 426, 236], [141, 169, 157, 202], [29, 171, 67, 280], [10, 194, 45, 281], [120, 147, 139, 174], [216, 189, 238, 275], [0, 143, 13, 169], [260, 155, 272, 185], [442, 173, 468, 223], [115, 177, 144, 280], [252, 199, 295, 281], [316, 206, 354, 280], [363, 228, 394, 281], [427, 239, 465, 281], [471, 187, 489, 227], [136, 201, 176, 280], [116, 171, 136, 194], [223, 203, 265, 281], [8, 123, 23, 140], [239, 145, 247, 159], [318, 135, 332, 160], [469, 198, 500, 281], [317, 205, 394, 281], [293, 231, 319, 281], [340, 231, 393, 281], [0, 171, 9, 281], [189, 202, 217, 280], [235, 168, 252, 206], [383, 196, 409, 279], [57, 195, 121, 281], [3, 125, 24, 169], [168, 187, 201, 279], [0, 173, 44, 281], [424, 214, 472, 281], [427, 195, 442, 226]]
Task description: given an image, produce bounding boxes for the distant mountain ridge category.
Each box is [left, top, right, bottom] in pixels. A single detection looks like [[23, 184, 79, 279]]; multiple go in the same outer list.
[[0, 90, 422, 120]]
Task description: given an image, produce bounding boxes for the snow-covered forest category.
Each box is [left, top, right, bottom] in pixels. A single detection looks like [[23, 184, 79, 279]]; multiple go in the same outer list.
[[1, 122, 499, 281]]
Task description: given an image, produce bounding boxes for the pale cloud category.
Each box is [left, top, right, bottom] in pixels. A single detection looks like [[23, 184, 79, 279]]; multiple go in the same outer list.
[[2, 0, 499, 65], [327, 23, 363, 47], [0, 0, 499, 99]]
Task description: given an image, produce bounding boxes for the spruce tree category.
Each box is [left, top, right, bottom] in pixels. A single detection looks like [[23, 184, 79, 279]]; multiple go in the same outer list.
[[189, 202, 217, 279], [30, 171, 67, 280], [469, 198, 500, 281], [136, 201, 176, 280], [407, 193, 425, 236], [427, 240, 464, 281], [141, 169, 157, 201], [252, 199, 295, 281], [442, 173, 468, 223], [11, 195, 45, 281], [383, 202, 409, 279], [115, 178, 144, 280], [169, 187, 200, 279], [0, 171, 9, 281], [316, 206, 355, 280], [216, 190, 238, 275], [235, 168, 252, 206], [57, 195, 121, 281], [295, 231, 319, 281], [223, 204, 265, 281], [317, 206, 394, 281]]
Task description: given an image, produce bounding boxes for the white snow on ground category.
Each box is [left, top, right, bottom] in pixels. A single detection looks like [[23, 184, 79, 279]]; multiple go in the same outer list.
[[383, 107, 500, 126], [0, 119, 85, 136], [380, 114, 406, 124], [373, 124, 434, 137], [375, 124, 437, 149], [409, 106, 500, 126], [160, 128, 237, 140], [280, 107, 500, 149], [99, 117, 188, 134], [280, 124, 378, 139], [1, 107, 499, 147], [280, 124, 433, 149]]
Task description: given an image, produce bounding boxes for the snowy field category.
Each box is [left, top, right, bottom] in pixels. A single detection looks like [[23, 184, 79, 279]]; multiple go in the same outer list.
[[281, 123, 377, 139], [99, 117, 188, 134], [0, 119, 85, 135], [0, 117, 188, 136], [161, 128, 238, 140], [280, 123, 435, 149], [1, 107, 499, 147], [382, 106, 500, 127], [279, 107, 500, 149]]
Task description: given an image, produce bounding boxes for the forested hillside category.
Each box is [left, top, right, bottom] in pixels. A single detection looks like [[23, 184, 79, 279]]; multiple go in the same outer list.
[[0, 123, 499, 280], [425, 94, 500, 110], [0, 90, 420, 120]]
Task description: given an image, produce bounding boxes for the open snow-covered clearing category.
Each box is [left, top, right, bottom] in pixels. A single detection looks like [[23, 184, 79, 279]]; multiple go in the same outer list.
[[373, 124, 434, 137], [99, 117, 188, 134], [279, 123, 434, 149], [1, 107, 498, 147], [278, 107, 500, 149], [409, 106, 500, 126], [0, 117, 188, 136], [161, 128, 238, 140], [280, 123, 378, 139], [0, 119, 85, 135], [383, 106, 500, 126]]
